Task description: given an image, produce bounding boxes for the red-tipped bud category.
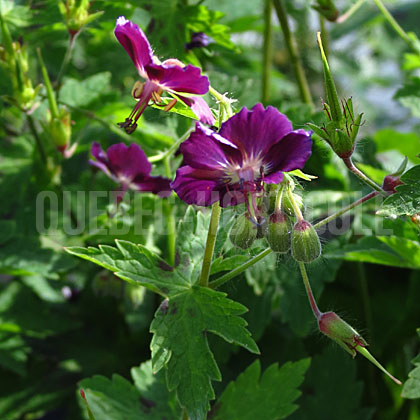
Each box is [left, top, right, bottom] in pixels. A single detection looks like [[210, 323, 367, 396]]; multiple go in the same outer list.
[[267, 212, 291, 253], [291, 220, 321, 263]]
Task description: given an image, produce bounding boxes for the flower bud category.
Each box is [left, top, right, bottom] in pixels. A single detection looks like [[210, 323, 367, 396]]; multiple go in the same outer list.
[[229, 213, 257, 249], [282, 192, 304, 216], [267, 212, 291, 253], [58, 0, 103, 36], [318, 311, 367, 357], [382, 156, 407, 193], [48, 105, 72, 151], [291, 220, 321, 263], [312, 0, 339, 22]]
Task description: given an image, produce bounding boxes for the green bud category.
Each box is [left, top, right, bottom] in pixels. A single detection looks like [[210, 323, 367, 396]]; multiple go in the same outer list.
[[318, 311, 367, 357], [318, 311, 402, 385], [58, 0, 103, 35], [48, 105, 72, 150], [267, 212, 291, 253], [282, 192, 304, 216], [229, 213, 257, 249], [291, 220, 321, 263], [312, 0, 339, 21]]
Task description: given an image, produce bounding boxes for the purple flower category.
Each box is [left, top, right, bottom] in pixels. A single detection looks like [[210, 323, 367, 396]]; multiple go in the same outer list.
[[171, 104, 312, 219], [90, 142, 172, 201], [185, 32, 212, 50], [114, 17, 215, 133]]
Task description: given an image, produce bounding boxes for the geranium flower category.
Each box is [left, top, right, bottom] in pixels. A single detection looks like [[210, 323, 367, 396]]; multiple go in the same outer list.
[[171, 104, 312, 221], [90, 142, 172, 202], [114, 16, 214, 133]]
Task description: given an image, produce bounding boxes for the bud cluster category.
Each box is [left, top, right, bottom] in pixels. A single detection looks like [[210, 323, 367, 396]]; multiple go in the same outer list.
[[58, 0, 103, 36]]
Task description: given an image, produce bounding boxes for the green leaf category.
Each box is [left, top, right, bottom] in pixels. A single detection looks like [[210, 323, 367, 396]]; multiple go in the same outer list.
[[150, 286, 259, 420], [373, 129, 420, 164], [378, 164, 420, 217], [402, 328, 420, 399], [0, 220, 16, 245], [211, 359, 310, 420], [395, 77, 420, 118], [288, 347, 373, 420], [0, 333, 30, 376], [325, 236, 420, 269], [66, 240, 190, 297], [60, 72, 112, 108], [79, 360, 180, 420]]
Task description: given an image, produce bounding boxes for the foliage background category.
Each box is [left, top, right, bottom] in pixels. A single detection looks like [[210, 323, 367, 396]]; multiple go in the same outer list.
[[0, 0, 420, 419]]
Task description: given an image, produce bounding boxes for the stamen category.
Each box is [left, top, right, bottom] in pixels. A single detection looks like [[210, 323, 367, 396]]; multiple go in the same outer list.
[[131, 81, 144, 99], [151, 91, 162, 104], [164, 98, 177, 112]]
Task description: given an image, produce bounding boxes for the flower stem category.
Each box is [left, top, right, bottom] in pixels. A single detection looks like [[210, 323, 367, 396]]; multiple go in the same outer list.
[[342, 157, 386, 194], [286, 186, 304, 220], [163, 156, 176, 267], [313, 191, 379, 229], [372, 0, 419, 53], [272, 0, 313, 106], [149, 128, 192, 163], [337, 0, 366, 23], [262, 0, 273, 104], [199, 202, 221, 287], [209, 248, 272, 289], [26, 114, 47, 164], [298, 261, 321, 319], [56, 32, 78, 96]]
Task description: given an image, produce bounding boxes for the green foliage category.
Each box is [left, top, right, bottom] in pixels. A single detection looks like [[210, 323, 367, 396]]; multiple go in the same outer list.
[[395, 77, 420, 118], [378, 164, 420, 217], [212, 359, 310, 420], [79, 360, 180, 419], [402, 328, 420, 399], [150, 286, 259, 420]]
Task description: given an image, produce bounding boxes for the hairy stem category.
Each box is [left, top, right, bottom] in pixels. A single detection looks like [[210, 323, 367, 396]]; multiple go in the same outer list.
[[56, 32, 78, 96], [163, 157, 176, 267], [372, 0, 419, 53], [262, 0, 273, 104], [313, 191, 379, 229], [210, 248, 272, 289], [298, 261, 321, 319], [337, 0, 366, 23], [342, 157, 386, 194], [272, 0, 313, 106], [26, 114, 47, 164], [199, 202, 222, 287]]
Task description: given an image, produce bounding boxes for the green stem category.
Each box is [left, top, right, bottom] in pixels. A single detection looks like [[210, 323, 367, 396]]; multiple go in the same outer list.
[[342, 157, 387, 194], [26, 114, 47, 164], [149, 129, 193, 163], [372, 0, 417, 52], [262, 0, 273, 104], [56, 32, 78, 95], [337, 0, 366, 23], [209, 248, 272, 289], [37, 48, 59, 118], [209, 86, 234, 119], [298, 261, 322, 319], [163, 157, 176, 267], [199, 202, 221, 287], [272, 0, 313, 106], [313, 191, 379, 229]]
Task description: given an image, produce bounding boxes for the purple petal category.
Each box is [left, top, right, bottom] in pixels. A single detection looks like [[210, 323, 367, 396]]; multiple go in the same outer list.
[[145, 63, 209, 95], [264, 129, 312, 181], [106, 143, 152, 181], [179, 95, 215, 125], [171, 166, 221, 206], [179, 124, 237, 171], [114, 16, 153, 78], [219, 104, 293, 157], [132, 175, 172, 197], [90, 142, 114, 178]]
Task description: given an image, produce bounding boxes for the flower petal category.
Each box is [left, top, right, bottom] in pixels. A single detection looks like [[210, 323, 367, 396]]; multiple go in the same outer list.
[[171, 166, 221, 206], [264, 129, 312, 183], [90, 142, 114, 178], [178, 95, 215, 125], [106, 143, 152, 181], [180, 123, 240, 171], [219, 104, 293, 157], [114, 16, 153, 78], [145, 63, 209, 95], [132, 175, 172, 197]]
